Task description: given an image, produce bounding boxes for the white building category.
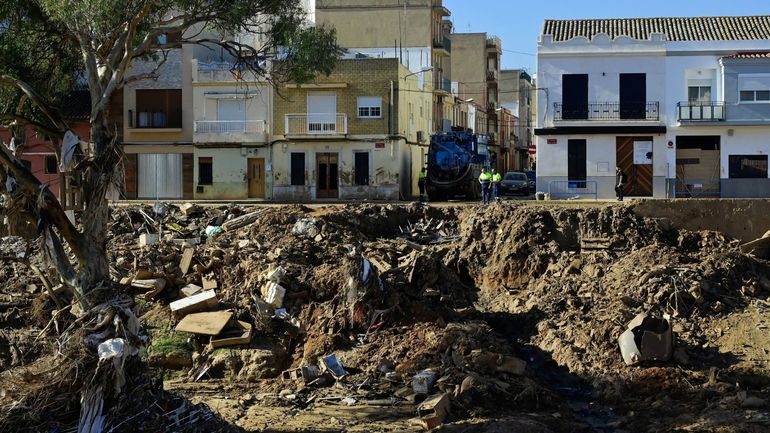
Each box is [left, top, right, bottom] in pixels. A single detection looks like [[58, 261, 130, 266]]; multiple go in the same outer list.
[[536, 16, 770, 199]]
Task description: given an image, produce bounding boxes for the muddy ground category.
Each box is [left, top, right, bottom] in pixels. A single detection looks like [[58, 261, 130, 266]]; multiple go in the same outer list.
[[1, 202, 769, 432]]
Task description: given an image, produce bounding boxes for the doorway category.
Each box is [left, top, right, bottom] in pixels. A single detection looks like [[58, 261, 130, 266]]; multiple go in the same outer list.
[[562, 74, 589, 120], [247, 158, 265, 198], [316, 152, 339, 199], [616, 136, 653, 197], [619, 74, 647, 120], [567, 139, 587, 188]]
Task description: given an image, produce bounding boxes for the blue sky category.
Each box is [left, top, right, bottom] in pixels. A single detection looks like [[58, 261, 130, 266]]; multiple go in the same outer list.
[[443, 0, 770, 72]]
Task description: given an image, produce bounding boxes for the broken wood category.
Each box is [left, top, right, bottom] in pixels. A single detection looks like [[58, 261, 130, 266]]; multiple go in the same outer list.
[[170, 290, 218, 317], [179, 247, 194, 275], [222, 210, 265, 232], [175, 311, 233, 335]]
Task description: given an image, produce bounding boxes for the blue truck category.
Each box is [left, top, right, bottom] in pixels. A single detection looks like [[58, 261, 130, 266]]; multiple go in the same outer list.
[[425, 131, 490, 201]]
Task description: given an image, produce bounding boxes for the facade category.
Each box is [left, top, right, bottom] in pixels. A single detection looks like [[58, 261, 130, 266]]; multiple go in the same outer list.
[[271, 58, 431, 201], [500, 70, 534, 170], [316, 0, 452, 134], [536, 16, 770, 199], [0, 91, 91, 199]]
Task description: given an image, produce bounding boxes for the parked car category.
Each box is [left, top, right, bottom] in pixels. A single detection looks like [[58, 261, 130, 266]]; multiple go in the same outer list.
[[500, 172, 530, 196], [524, 170, 536, 192]]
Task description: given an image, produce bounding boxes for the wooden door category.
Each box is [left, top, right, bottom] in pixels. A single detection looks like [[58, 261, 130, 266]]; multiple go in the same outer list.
[[619, 74, 646, 120], [316, 152, 339, 199], [616, 137, 653, 197], [248, 158, 265, 198]]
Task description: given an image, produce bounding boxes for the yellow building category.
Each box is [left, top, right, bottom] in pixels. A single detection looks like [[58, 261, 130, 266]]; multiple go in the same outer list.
[[271, 58, 432, 200]]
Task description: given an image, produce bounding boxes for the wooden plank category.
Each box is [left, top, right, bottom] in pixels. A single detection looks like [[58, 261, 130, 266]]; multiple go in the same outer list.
[[175, 311, 233, 335], [202, 275, 218, 291], [179, 247, 194, 275]]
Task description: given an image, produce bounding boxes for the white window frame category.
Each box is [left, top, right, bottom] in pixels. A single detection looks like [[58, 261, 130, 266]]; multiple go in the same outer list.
[[357, 96, 382, 119], [739, 90, 770, 104]]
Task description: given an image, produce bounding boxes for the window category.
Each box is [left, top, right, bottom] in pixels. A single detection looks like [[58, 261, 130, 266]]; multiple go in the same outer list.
[[290, 153, 305, 186], [135, 89, 182, 128], [729, 155, 768, 179], [688, 86, 712, 103], [741, 90, 770, 102], [44, 155, 57, 174], [198, 157, 213, 185], [357, 97, 382, 119], [354, 151, 369, 186]]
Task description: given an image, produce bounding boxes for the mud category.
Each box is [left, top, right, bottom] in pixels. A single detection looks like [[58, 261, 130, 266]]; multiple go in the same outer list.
[[1, 202, 769, 432]]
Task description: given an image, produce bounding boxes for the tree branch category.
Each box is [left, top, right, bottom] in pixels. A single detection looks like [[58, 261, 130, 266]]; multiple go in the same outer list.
[[0, 75, 68, 132], [0, 113, 62, 138]]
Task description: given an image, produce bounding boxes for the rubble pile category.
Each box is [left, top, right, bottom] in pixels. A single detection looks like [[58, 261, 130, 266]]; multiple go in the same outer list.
[[1, 203, 769, 432]]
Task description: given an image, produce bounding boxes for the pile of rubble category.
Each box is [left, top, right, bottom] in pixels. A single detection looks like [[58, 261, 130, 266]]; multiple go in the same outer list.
[[1, 202, 769, 432]]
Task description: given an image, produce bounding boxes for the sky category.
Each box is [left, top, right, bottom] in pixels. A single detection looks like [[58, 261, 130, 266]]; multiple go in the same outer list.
[[443, 0, 770, 72]]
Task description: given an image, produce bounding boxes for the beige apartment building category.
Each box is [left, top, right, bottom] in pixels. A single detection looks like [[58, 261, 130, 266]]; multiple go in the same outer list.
[[271, 58, 432, 200], [316, 0, 453, 134], [500, 69, 535, 171]]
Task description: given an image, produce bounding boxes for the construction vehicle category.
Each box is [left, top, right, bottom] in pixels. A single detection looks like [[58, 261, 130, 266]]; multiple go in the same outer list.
[[425, 130, 490, 201]]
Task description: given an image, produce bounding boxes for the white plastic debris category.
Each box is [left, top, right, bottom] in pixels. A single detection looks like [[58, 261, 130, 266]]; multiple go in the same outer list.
[[291, 218, 318, 237], [263, 281, 286, 308], [266, 266, 286, 283]]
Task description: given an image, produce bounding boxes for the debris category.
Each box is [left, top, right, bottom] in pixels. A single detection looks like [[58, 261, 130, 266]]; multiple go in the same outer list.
[[205, 226, 222, 237], [416, 393, 450, 430], [181, 203, 203, 216], [180, 284, 203, 298], [131, 278, 166, 299], [139, 233, 158, 247], [262, 281, 286, 308], [170, 290, 218, 317], [320, 354, 347, 380], [291, 218, 319, 237], [222, 210, 264, 232], [201, 275, 218, 291], [497, 355, 527, 375], [413, 369, 439, 394], [179, 247, 194, 275], [266, 266, 286, 283], [282, 366, 321, 382], [210, 320, 253, 348], [739, 230, 770, 258], [619, 313, 674, 366], [175, 311, 233, 336]]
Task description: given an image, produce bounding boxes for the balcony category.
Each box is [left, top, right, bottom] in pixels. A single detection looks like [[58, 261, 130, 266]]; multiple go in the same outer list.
[[284, 113, 348, 136], [487, 70, 498, 82], [433, 78, 452, 94], [193, 120, 267, 143], [194, 60, 260, 83], [433, 37, 451, 55], [554, 102, 660, 121], [677, 102, 726, 123]]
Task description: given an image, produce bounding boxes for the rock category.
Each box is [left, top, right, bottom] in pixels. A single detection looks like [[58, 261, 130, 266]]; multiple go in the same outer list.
[[497, 355, 527, 375], [566, 259, 583, 274]]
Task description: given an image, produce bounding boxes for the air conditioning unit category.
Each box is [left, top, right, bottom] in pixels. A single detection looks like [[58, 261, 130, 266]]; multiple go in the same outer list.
[[196, 186, 205, 193], [416, 131, 426, 143]]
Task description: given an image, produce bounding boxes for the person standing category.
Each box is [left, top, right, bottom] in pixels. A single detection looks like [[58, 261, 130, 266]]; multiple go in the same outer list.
[[615, 166, 627, 201], [491, 169, 503, 201], [418, 166, 427, 202], [479, 167, 492, 205]]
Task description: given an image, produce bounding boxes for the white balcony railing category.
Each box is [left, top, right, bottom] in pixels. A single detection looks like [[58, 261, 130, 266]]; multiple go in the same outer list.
[[284, 113, 348, 135], [194, 120, 266, 134]]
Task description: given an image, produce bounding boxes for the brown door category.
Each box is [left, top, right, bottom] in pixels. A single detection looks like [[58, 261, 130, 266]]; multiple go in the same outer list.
[[316, 152, 339, 199], [616, 137, 653, 197], [248, 158, 265, 198]]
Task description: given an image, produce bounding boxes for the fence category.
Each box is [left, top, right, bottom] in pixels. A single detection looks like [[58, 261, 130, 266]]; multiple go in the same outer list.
[[668, 179, 721, 198], [548, 180, 599, 200]]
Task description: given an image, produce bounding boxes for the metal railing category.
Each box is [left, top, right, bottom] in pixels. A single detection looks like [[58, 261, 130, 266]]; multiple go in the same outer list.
[[131, 109, 182, 128], [669, 179, 721, 198], [548, 180, 599, 200], [487, 70, 498, 82], [677, 101, 726, 122], [194, 120, 266, 134], [554, 102, 660, 121], [433, 36, 451, 52], [284, 113, 348, 135]]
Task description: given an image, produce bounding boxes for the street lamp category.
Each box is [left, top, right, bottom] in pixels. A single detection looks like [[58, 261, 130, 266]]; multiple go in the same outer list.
[[403, 67, 433, 80]]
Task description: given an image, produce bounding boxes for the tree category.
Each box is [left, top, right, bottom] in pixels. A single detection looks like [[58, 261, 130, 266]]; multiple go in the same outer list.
[[0, 0, 341, 306]]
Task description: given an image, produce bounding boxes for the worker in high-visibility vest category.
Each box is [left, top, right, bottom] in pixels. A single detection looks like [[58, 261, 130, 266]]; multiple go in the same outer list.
[[479, 167, 492, 205], [418, 167, 427, 202], [491, 169, 503, 201]]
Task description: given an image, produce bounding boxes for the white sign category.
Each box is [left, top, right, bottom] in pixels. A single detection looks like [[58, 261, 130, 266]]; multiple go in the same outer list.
[[633, 141, 653, 165]]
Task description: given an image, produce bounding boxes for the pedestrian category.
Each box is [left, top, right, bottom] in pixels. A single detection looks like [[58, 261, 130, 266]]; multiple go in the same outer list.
[[615, 166, 627, 201], [491, 169, 503, 202], [418, 166, 427, 202], [479, 167, 492, 205]]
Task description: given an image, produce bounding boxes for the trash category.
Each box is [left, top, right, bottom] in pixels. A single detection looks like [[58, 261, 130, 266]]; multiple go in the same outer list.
[[205, 226, 222, 237], [210, 320, 253, 348], [320, 354, 347, 380], [282, 365, 321, 382], [131, 278, 166, 299], [416, 393, 450, 431], [222, 210, 265, 232], [740, 230, 770, 259], [170, 290, 219, 317], [266, 266, 286, 283], [291, 218, 319, 237], [262, 281, 286, 308], [139, 233, 158, 247], [175, 311, 233, 336], [201, 275, 218, 291], [181, 203, 203, 216], [179, 247, 194, 275], [412, 369, 439, 394], [341, 397, 357, 406], [619, 313, 674, 366], [180, 284, 203, 298]]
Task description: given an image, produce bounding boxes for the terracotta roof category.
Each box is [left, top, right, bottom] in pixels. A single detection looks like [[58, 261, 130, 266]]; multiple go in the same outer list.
[[722, 52, 770, 59], [542, 16, 770, 42]]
